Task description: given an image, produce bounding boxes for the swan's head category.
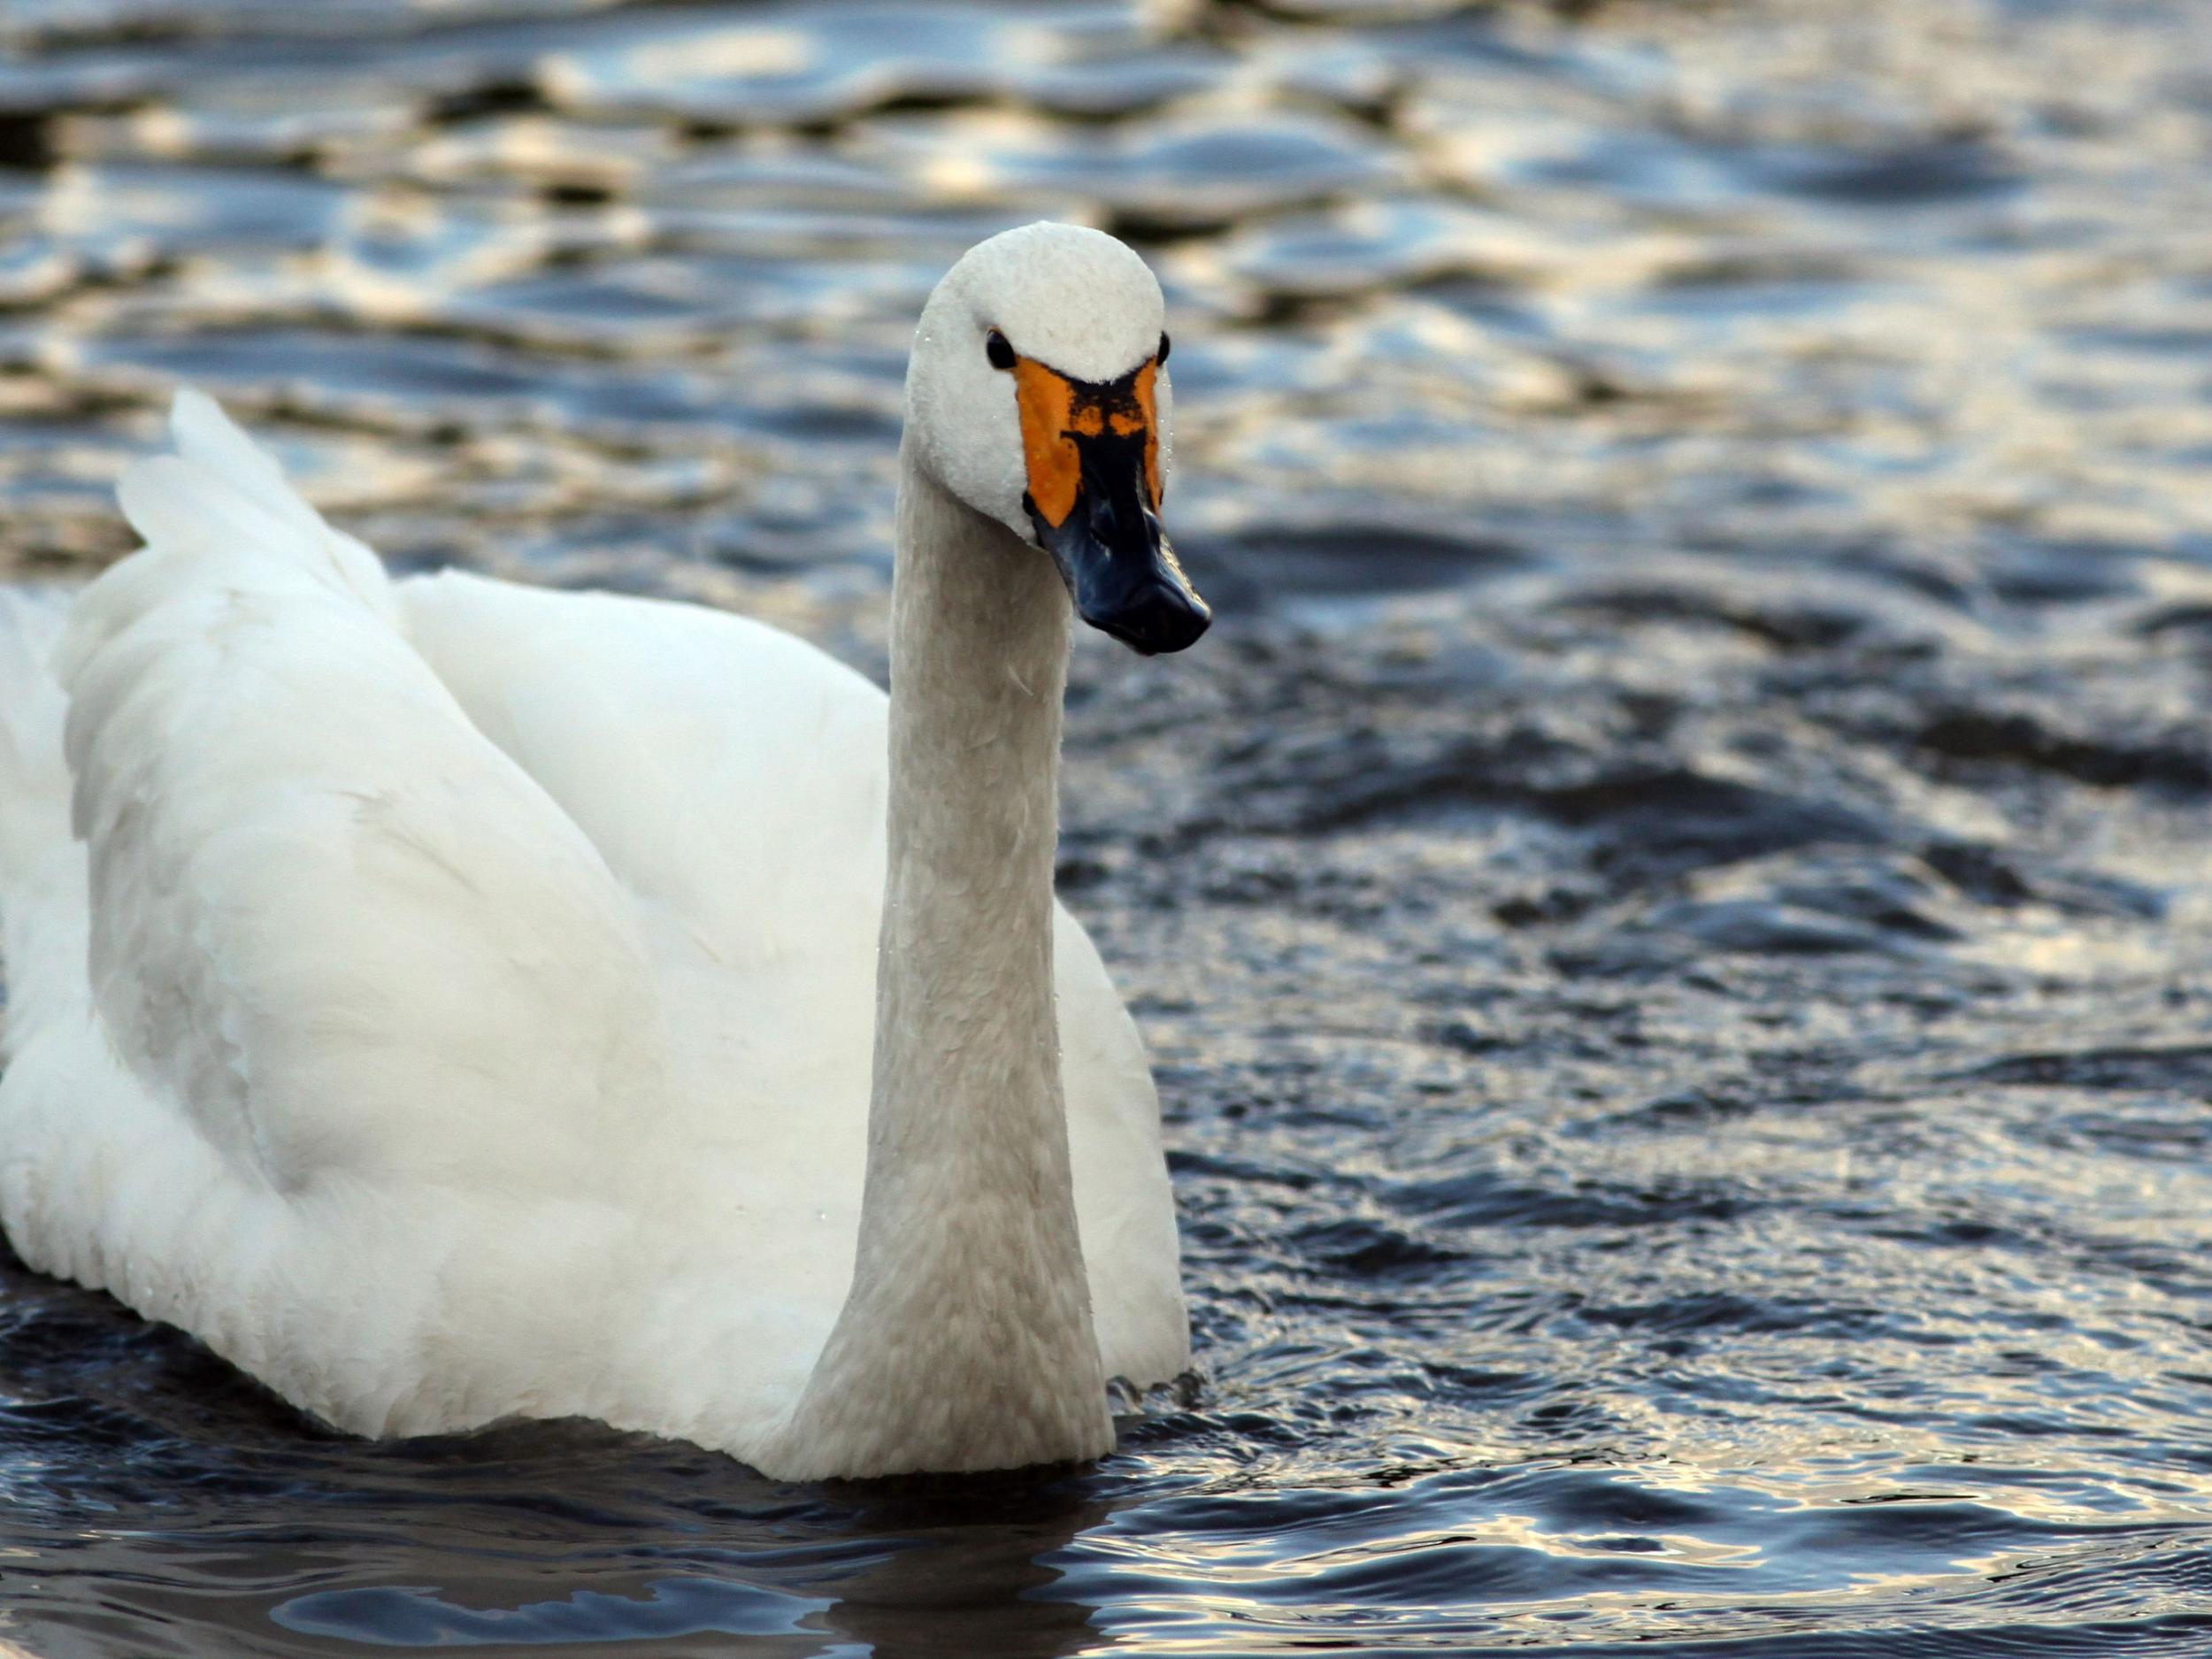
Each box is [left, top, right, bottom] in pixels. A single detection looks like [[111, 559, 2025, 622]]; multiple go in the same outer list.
[[908, 222, 1210, 656]]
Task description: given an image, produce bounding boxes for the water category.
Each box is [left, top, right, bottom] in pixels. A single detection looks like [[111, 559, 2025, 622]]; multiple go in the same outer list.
[[4, 0, 2212, 1652]]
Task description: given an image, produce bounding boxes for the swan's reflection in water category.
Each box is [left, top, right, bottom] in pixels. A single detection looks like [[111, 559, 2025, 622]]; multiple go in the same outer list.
[[810, 1480, 1110, 1659], [0, 1259, 1121, 1658], [267, 1471, 1110, 1657], [41, 1418, 1109, 1657]]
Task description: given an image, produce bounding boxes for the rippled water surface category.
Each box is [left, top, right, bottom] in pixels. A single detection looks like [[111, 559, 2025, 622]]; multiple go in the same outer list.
[[7, 0, 2212, 1652]]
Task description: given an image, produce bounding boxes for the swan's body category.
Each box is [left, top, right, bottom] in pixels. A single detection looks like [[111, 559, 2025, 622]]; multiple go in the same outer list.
[[0, 224, 1208, 1479]]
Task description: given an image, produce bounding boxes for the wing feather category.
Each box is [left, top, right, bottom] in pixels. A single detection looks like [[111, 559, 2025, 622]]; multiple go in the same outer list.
[[58, 396, 665, 1197]]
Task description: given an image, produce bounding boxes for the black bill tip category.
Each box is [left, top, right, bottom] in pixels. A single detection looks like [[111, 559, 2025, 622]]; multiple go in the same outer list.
[[1028, 487, 1212, 657], [1080, 570, 1210, 656], [1025, 438, 1211, 657]]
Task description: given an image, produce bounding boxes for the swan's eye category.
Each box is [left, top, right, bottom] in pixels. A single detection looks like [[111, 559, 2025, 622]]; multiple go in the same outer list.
[[1156, 332, 1171, 365], [986, 329, 1016, 371]]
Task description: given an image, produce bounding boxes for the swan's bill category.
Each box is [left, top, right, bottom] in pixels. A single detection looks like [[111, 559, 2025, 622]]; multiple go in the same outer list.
[[1013, 352, 1210, 657]]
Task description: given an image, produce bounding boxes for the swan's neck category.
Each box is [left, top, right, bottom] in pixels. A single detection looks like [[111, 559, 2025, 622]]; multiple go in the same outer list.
[[773, 449, 1110, 1479]]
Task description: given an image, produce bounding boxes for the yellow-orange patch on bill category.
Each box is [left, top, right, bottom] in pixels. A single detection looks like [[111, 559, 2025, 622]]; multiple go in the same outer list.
[[1013, 358, 1082, 527], [1132, 360, 1161, 507], [1011, 353, 1164, 528]]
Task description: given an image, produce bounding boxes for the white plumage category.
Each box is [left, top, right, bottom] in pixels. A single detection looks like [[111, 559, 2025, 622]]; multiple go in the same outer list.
[[0, 223, 1195, 1479]]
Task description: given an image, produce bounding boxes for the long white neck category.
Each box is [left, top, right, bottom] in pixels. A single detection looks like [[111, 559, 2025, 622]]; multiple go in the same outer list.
[[769, 443, 1112, 1479]]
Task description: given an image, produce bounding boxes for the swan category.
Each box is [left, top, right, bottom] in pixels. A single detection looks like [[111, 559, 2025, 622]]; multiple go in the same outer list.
[[0, 221, 1210, 1480]]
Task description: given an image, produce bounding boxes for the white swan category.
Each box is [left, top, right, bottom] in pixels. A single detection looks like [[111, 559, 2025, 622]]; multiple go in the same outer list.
[[0, 222, 1211, 1480]]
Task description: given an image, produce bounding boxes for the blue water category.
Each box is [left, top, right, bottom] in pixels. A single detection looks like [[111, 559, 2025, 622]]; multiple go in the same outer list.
[[5, 0, 2212, 1652]]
